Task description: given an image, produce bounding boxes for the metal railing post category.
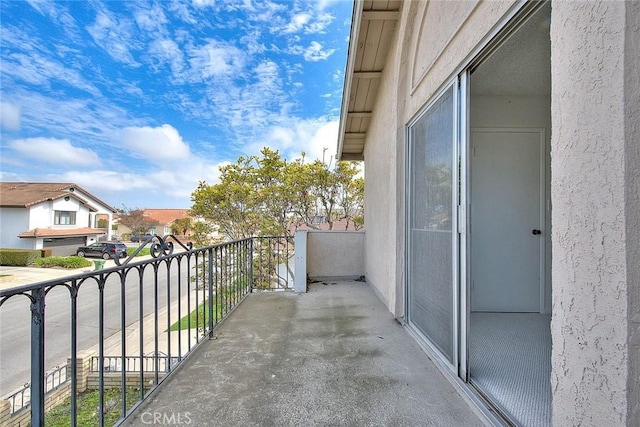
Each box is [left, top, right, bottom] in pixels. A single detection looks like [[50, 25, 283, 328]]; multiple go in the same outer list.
[[70, 284, 78, 426], [208, 248, 214, 336], [249, 238, 254, 292], [30, 287, 46, 427]]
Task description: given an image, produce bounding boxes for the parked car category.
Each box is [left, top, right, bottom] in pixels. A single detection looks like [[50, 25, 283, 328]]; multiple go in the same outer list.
[[76, 242, 128, 259], [130, 234, 155, 243]]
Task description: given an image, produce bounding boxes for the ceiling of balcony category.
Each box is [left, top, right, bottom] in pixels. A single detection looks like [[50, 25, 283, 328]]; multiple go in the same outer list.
[[337, 0, 402, 161]]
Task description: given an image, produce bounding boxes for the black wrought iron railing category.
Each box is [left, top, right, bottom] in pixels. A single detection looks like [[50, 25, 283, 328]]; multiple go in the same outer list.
[[0, 235, 294, 426]]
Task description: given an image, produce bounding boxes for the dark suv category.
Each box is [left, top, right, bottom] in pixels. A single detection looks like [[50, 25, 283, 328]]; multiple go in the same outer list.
[[130, 234, 154, 243], [76, 242, 128, 259]]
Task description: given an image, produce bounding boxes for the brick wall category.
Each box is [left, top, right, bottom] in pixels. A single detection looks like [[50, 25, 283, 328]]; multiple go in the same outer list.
[[1, 351, 165, 426]]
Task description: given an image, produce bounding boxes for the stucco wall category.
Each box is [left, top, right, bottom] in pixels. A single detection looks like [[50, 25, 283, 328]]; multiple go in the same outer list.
[[405, 0, 513, 119], [550, 1, 638, 424], [362, 0, 517, 318], [624, 1, 640, 422], [0, 208, 30, 249], [28, 203, 50, 228], [362, 3, 403, 313], [358, 0, 638, 423], [306, 231, 364, 279]]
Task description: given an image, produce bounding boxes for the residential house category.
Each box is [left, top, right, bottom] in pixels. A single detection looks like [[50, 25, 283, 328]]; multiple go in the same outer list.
[[0, 182, 117, 256], [116, 208, 191, 238], [337, 1, 638, 426]]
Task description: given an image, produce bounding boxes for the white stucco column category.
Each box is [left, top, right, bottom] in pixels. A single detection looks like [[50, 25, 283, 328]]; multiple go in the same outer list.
[[294, 230, 307, 293], [550, 1, 639, 425]]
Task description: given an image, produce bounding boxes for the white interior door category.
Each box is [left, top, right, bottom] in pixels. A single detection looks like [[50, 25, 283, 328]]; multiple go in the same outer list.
[[471, 129, 544, 312]]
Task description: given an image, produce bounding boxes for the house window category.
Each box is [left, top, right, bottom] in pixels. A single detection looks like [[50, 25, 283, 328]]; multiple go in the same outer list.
[[54, 210, 76, 225]]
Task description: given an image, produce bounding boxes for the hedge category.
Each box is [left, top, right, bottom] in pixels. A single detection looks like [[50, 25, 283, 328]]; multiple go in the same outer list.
[[0, 248, 42, 266], [35, 256, 92, 269]]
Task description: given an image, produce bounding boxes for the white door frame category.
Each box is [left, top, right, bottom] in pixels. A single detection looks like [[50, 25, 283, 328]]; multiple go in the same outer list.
[[404, 77, 461, 372]]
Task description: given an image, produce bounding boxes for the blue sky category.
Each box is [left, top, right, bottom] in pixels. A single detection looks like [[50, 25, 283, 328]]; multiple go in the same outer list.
[[0, 0, 353, 209]]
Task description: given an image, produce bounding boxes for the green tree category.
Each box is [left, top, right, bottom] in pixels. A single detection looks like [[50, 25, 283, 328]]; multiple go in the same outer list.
[[171, 217, 192, 236], [190, 148, 364, 240], [191, 155, 263, 239], [334, 161, 364, 230], [189, 220, 221, 247]]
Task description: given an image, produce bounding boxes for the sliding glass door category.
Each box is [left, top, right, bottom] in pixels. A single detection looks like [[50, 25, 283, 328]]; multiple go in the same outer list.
[[406, 81, 459, 367]]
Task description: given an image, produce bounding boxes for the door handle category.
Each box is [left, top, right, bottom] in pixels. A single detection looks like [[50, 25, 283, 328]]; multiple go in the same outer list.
[[532, 229, 542, 235]]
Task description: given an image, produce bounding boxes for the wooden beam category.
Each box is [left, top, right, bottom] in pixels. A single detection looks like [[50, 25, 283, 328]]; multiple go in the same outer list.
[[348, 112, 372, 118], [344, 132, 367, 139], [362, 11, 400, 21], [340, 153, 365, 161], [353, 71, 382, 79]]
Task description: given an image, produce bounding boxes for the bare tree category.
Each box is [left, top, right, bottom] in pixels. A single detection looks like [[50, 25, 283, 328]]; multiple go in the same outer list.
[[117, 207, 159, 238]]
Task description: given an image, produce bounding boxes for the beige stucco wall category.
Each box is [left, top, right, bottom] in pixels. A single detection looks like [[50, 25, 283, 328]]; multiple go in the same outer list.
[[362, 1, 517, 317], [624, 2, 640, 423], [551, 1, 639, 425], [359, 0, 638, 424], [362, 3, 402, 313], [306, 231, 364, 278]]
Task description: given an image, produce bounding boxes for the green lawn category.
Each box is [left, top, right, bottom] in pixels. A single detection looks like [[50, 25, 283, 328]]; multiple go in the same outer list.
[[126, 247, 151, 257], [45, 387, 142, 427], [168, 287, 242, 331], [168, 298, 225, 331]]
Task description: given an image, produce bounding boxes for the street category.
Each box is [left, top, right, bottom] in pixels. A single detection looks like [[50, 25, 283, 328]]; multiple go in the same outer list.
[[0, 256, 199, 396]]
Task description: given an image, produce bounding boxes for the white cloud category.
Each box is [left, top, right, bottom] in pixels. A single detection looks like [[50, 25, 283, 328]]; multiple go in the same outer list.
[[314, 0, 342, 11], [149, 38, 185, 76], [284, 13, 312, 33], [168, 1, 197, 24], [240, 30, 266, 55], [192, 0, 216, 7], [9, 137, 101, 165], [241, 0, 286, 23], [3, 88, 138, 151], [248, 117, 339, 164], [87, 11, 138, 66], [2, 52, 101, 96], [188, 40, 245, 79], [254, 60, 280, 86], [58, 159, 226, 205], [119, 124, 191, 163], [59, 170, 155, 192], [134, 5, 168, 32], [304, 41, 335, 61], [306, 13, 335, 34], [1, 102, 22, 131]]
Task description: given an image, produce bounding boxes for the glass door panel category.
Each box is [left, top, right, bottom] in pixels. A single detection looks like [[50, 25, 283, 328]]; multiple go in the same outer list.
[[407, 84, 457, 364]]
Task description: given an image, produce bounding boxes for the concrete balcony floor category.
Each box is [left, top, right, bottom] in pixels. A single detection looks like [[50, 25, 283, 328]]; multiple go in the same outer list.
[[123, 281, 485, 426]]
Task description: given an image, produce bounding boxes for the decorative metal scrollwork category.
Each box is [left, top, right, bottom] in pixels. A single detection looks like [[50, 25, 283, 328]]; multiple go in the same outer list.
[[113, 235, 194, 266], [150, 235, 194, 258]]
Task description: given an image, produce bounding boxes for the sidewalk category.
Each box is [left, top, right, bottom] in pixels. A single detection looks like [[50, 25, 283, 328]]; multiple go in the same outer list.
[[0, 256, 153, 291], [1, 256, 204, 402], [0, 266, 88, 291]]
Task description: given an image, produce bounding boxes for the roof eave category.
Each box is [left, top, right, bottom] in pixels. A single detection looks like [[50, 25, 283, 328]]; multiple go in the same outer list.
[[337, 0, 364, 161]]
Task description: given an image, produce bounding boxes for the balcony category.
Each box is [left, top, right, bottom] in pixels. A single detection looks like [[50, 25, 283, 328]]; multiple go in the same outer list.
[[0, 232, 485, 426]]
